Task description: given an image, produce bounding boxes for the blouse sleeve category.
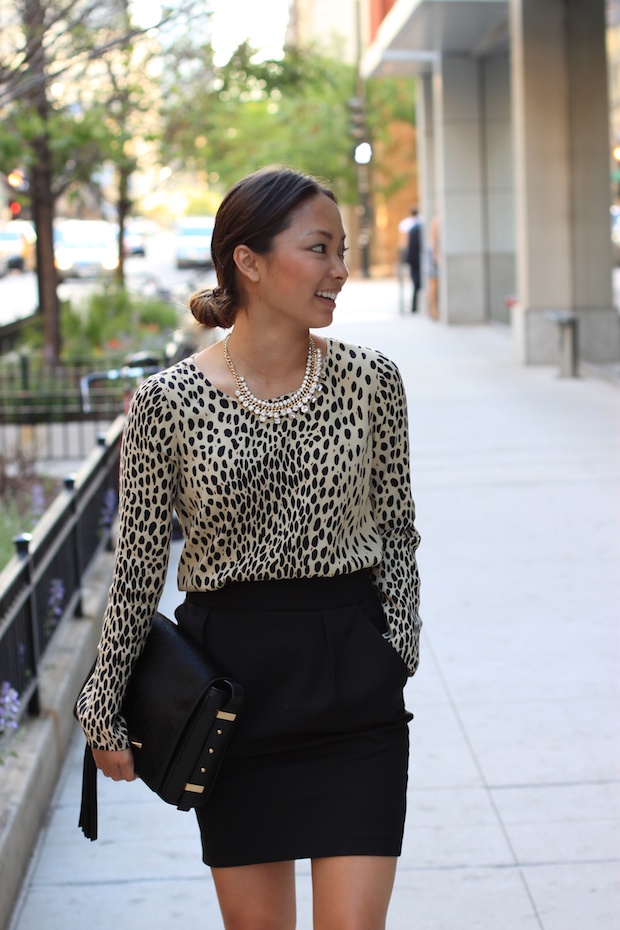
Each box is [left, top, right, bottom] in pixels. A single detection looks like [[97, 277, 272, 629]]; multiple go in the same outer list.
[[75, 375, 178, 750], [368, 355, 422, 675]]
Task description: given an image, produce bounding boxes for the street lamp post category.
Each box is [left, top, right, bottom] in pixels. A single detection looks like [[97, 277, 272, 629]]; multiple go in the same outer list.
[[348, 0, 373, 279], [346, 95, 373, 278], [354, 141, 372, 278]]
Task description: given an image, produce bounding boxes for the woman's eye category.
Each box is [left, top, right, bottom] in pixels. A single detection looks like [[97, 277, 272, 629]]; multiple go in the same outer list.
[[311, 244, 327, 253]]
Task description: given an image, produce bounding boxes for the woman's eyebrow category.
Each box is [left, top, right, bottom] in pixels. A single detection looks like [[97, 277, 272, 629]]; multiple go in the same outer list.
[[303, 229, 346, 242]]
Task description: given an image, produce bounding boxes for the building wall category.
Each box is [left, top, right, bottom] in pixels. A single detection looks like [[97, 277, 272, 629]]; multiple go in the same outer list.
[[372, 120, 419, 272], [369, 0, 398, 41], [510, 0, 617, 362]]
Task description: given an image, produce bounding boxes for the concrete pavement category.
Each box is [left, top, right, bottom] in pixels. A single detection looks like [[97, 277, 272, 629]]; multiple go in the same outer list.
[[7, 278, 620, 930]]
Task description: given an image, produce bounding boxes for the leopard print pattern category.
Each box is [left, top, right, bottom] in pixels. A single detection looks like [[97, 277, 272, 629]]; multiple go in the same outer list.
[[76, 339, 422, 750]]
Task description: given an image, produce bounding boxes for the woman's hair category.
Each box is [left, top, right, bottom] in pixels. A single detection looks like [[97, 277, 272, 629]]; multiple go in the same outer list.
[[188, 166, 336, 329]]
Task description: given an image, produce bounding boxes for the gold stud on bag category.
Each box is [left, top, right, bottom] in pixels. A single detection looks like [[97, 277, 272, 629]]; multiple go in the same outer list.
[[75, 612, 243, 841]]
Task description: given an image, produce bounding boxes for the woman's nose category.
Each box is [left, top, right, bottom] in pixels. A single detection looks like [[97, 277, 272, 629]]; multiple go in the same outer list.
[[332, 256, 348, 280]]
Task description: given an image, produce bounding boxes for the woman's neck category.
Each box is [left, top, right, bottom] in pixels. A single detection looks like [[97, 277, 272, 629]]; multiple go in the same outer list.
[[225, 321, 326, 397]]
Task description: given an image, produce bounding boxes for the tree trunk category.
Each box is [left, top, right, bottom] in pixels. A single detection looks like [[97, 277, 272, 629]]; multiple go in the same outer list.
[[23, 0, 61, 364], [116, 164, 131, 286], [31, 146, 61, 364]]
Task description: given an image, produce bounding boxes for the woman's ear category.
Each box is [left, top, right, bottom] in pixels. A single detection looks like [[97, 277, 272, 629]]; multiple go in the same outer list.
[[233, 245, 261, 283]]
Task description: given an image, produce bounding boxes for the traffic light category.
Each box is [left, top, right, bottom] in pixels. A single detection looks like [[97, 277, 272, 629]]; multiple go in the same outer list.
[[347, 97, 367, 141], [5, 168, 30, 219], [7, 169, 24, 188]]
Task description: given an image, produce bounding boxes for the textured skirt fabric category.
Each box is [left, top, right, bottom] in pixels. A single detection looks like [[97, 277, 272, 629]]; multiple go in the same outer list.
[[174, 570, 412, 868]]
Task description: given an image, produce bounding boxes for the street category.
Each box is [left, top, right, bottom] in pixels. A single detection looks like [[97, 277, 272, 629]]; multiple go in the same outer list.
[[0, 228, 217, 329]]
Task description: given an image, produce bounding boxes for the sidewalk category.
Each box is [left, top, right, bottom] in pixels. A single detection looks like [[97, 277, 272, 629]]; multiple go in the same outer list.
[[7, 279, 620, 930]]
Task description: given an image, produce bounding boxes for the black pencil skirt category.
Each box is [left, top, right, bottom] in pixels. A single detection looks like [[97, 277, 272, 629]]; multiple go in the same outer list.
[[174, 570, 412, 868]]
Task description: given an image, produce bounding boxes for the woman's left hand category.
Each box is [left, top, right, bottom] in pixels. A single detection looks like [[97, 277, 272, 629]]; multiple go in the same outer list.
[[91, 747, 136, 781]]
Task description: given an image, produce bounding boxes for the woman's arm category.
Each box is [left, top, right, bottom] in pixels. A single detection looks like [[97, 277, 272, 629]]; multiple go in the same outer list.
[[76, 376, 178, 750], [368, 356, 422, 675]]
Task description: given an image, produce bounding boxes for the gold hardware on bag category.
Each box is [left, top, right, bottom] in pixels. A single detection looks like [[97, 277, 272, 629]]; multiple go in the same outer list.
[[200, 767, 206, 773], [185, 783, 205, 794], [208, 748, 214, 754], [130, 740, 143, 749], [216, 710, 237, 721], [217, 729, 223, 735]]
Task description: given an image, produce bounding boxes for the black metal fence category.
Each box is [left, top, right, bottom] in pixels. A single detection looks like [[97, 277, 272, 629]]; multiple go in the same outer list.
[[0, 416, 124, 723], [1, 419, 117, 462], [0, 351, 160, 459]]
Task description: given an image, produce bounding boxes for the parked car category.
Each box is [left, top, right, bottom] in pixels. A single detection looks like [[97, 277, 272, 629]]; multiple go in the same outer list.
[[0, 221, 36, 271], [174, 216, 215, 269], [123, 219, 148, 257], [54, 219, 119, 279]]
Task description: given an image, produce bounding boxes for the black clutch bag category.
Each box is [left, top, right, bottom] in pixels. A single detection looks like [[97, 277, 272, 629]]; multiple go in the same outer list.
[[76, 611, 243, 841]]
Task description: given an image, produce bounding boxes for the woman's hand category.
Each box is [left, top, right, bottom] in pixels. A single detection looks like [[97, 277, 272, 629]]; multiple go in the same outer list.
[[92, 747, 136, 782]]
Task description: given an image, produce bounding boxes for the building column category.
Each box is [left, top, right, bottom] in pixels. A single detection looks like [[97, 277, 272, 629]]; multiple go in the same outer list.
[[416, 72, 435, 316], [510, 0, 619, 363], [482, 53, 515, 324], [433, 54, 487, 323]]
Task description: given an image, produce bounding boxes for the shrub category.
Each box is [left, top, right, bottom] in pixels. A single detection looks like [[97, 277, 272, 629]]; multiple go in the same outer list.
[[20, 284, 180, 359], [0, 454, 60, 571]]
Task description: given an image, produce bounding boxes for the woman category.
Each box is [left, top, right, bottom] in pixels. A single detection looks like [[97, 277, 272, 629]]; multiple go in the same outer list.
[[76, 166, 422, 930]]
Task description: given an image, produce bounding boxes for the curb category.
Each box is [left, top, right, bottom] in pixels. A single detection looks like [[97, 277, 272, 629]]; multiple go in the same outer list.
[[0, 552, 114, 930]]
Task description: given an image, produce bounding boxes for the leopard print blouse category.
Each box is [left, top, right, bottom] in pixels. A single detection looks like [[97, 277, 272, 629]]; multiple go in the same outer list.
[[76, 339, 422, 751]]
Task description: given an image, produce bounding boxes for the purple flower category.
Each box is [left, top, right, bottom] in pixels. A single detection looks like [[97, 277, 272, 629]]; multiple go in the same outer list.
[[30, 484, 46, 524], [0, 682, 20, 742], [98, 487, 118, 537], [46, 577, 66, 634]]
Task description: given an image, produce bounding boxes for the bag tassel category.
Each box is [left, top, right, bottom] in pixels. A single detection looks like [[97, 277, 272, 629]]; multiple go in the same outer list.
[[78, 743, 98, 841]]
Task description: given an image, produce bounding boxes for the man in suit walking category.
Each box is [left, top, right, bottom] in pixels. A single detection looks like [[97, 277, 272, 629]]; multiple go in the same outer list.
[[405, 209, 423, 313]]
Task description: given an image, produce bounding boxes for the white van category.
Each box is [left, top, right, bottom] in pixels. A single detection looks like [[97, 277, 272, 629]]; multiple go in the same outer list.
[[54, 219, 119, 278], [174, 217, 215, 269]]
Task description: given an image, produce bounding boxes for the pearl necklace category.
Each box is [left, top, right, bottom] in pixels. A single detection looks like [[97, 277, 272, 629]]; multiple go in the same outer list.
[[223, 334, 324, 424]]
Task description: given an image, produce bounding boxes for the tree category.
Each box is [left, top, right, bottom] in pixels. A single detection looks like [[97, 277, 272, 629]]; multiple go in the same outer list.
[[158, 39, 416, 232], [0, 0, 210, 363], [91, 36, 156, 285], [159, 41, 359, 204]]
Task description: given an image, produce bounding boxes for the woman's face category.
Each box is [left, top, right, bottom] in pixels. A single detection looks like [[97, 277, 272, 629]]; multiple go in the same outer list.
[[248, 193, 349, 331]]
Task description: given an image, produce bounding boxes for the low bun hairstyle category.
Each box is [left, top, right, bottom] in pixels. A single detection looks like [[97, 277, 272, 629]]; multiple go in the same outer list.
[[188, 285, 236, 330], [188, 166, 336, 329]]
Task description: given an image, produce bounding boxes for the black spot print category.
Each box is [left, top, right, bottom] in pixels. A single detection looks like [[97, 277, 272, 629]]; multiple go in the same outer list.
[[76, 339, 421, 750]]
